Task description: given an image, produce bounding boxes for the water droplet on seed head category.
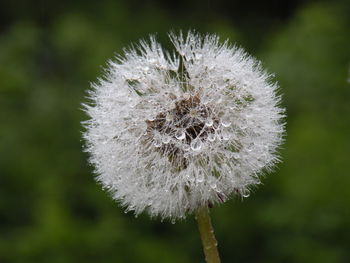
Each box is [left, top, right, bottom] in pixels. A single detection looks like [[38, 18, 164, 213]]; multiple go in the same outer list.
[[190, 140, 202, 151], [175, 130, 186, 140]]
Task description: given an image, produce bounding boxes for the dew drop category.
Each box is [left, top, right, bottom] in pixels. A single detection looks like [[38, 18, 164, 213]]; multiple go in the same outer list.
[[233, 153, 240, 159], [197, 172, 204, 183], [221, 129, 230, 141], [190, 140, 202, 151], [153, 138, 162, 147], [205, 118, 213, 127], [202, 95, 210, 105], [221, 116, 231, 127], [162, 136, 171, 144], [210, 180, 217, 189], [149, 58, 156, 64], [175, 130, 186, 140], [183, 144, 190, 151], [195, 53, 203, 60], [242, 189, 250, 198], [208, 133, 216, 142]]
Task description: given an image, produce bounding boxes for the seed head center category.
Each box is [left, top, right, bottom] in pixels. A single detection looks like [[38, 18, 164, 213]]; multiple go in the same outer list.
[[144, 95, 220, 162]]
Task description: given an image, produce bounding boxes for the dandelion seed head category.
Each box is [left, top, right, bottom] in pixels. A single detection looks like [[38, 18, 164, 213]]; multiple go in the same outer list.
[[83, 31, 285, 220]]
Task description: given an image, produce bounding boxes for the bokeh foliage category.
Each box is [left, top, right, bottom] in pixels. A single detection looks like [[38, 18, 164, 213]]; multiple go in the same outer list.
[[1, 0, 349, 262]]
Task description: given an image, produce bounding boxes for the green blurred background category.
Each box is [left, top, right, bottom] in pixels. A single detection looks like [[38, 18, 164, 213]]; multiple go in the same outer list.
[[1, 0, 350, 262]]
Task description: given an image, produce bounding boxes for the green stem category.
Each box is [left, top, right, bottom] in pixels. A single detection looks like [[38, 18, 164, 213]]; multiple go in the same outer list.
[[196, 206, 221, 263]]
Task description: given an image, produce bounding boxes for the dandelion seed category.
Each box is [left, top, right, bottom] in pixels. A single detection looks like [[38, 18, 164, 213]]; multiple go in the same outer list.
[[82, 31, 285, 221]]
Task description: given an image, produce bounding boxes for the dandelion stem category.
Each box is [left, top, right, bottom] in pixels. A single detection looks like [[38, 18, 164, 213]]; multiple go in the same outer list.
[[196, 206, 221, 263]]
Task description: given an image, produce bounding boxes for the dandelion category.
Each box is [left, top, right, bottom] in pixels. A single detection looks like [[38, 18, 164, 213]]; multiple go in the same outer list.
[[83, 31, 285, 263]]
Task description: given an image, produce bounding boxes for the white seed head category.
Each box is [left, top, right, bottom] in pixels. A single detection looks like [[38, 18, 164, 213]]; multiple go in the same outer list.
[[82, 31, 285, 221]]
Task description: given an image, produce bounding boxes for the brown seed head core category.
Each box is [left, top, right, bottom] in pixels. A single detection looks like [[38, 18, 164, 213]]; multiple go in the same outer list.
[[144, 95, 219, 166]]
